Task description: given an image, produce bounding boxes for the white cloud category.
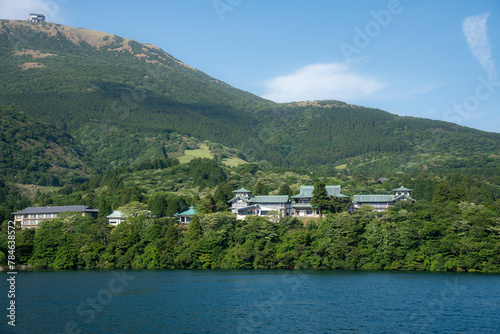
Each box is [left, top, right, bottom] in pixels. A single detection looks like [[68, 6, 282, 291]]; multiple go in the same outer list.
[[261, 62, 386, 103], [462, 13, 497, 79], [0, 0, 62, 21]]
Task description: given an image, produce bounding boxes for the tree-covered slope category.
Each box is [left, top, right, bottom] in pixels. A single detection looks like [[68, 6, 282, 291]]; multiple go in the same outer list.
[[0, 20, 498, 174], [0, 20, 269, 167], [0, 105, 89, 185]]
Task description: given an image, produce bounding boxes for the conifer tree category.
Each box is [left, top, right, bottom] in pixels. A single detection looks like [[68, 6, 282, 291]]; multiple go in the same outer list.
[[311, 181, 329, 217], [150, 194, 167, 217], [433, 182, 451, 203], [254, 180, 269, 196], [278, 183, 293, 197], [187, 215, 203, 243]]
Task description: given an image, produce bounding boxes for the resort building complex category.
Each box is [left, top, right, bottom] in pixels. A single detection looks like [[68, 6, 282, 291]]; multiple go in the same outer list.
[[12, 205, 99, 228]]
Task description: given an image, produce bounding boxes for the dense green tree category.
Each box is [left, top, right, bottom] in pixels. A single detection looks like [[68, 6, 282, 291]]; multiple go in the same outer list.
[[0, 198, 497, 272], [254, 180, 269, 196], [150, 193, 167, 217], [277, 183, 293, 197], [196, 196, 216, 214], [213, 184, 233, 211], [433, 182, 451, 203], [186, 215, 203, 243], [117, 201, 150, 217], [98, 196, 111, 218], [311, 181, 329, 217], [165, 197, 188, 217], [329, 196, 350, 213]]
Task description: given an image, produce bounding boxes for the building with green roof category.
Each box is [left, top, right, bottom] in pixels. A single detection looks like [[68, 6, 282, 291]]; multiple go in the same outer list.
[[350, 186, 415, 212], [228, 190, 292, 220], [174, 206, 198, 224], [291, 185, 348, 217], [229, 184, 349, 219], [107, 210, 127, 226]]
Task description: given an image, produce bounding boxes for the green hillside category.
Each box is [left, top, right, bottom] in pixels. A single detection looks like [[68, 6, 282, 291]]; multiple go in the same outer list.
[[0, 105, 89, 185], [0, 19, 498, 177]]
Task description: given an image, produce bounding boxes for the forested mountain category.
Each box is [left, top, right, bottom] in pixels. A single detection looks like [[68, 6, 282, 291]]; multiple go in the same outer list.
[[0, 19, 498, 177], [0, 105, 88, 185], [1, 21, 499, 274]]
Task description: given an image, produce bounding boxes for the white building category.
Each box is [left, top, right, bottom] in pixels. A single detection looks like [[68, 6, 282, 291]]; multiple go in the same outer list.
[[29, 13, 46, 22], [228, 187, 293, 220], [291, 185, 349, 217], [350, 186, 416, 212], [106, 211, 127, 226]]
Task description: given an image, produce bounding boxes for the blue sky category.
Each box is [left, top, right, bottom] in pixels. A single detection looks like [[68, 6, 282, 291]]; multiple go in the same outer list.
[[2, 0, 500, 132]]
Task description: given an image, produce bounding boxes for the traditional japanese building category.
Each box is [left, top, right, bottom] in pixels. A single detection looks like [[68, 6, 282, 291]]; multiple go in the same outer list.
[[175, 206, 198, 224], [291, 185, 349, 217], [107, 211, 127, 226], [228, 187, 293, 220], [350, 186, 416, 212]]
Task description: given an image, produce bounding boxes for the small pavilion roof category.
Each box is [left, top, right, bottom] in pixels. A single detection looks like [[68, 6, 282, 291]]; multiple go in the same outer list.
[[107, 210, 126, 219], [233, 187, 252, 194], [175, 206, 198, 216], [393, 186, 412, 192]]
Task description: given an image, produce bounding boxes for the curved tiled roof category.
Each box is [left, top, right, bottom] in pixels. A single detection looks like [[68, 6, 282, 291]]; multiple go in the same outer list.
[[233, 187, 252, 193], [393, 186, 412, 192], [175, 206, 198, 216], [291, 185, 343, 198]]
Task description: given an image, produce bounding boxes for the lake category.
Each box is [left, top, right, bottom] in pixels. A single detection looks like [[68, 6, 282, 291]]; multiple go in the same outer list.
[[2, 270, 499, 333]]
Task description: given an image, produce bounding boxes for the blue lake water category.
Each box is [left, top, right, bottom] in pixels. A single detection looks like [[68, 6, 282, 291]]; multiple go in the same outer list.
[[2, 270, 499, 333]]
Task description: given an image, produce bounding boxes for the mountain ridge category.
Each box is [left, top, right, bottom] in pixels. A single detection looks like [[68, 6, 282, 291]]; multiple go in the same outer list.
[[0, 20, 498, 179]]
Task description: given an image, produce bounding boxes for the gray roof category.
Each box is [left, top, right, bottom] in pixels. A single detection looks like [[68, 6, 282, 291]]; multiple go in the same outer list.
[[291, 185, 342, 198], [13, 205, 98, 215]]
